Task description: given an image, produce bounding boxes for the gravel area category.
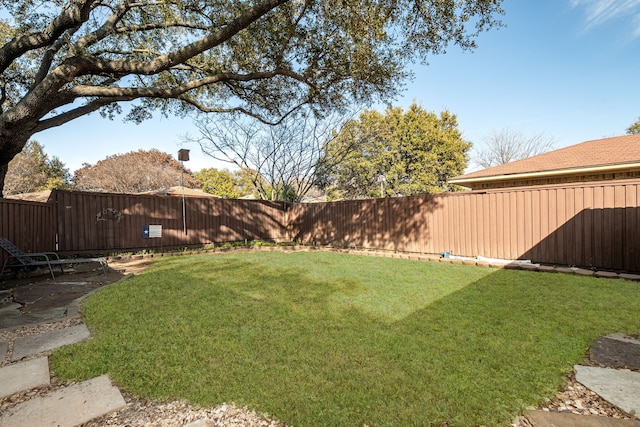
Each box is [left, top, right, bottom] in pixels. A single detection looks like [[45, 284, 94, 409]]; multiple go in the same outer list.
[[81, 398, 287, 427]]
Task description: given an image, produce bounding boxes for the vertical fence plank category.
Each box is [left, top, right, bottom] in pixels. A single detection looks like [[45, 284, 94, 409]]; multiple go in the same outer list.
[[624, 184, 637, 271]]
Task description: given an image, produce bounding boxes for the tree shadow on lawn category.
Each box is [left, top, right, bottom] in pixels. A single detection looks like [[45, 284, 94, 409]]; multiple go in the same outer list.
[[51, 254, 640, 427]]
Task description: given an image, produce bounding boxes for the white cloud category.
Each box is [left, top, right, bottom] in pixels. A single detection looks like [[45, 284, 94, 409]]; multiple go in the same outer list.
[[570, 0, 640, 34]]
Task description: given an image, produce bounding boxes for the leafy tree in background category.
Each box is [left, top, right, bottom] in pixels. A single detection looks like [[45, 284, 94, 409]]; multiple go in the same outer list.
[[0, 0, 504, 196], [317, 103, 471, 200], [233, 168, 265, 199], [73, 149, 198, 194], [4, 140, 70, 194], [627, 117, 640, 135], [474, 128, 555, 168], [194, 168, 241, 198]]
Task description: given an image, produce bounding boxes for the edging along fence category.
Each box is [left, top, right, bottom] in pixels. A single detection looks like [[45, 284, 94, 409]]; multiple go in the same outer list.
[[2, 179, 640, 272]]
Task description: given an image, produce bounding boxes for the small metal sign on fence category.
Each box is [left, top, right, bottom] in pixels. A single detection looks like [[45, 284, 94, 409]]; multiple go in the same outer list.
[[142, 225, 162, 238]]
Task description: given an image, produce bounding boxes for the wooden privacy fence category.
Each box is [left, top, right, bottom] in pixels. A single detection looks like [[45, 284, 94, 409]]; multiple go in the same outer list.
[[0, 190, 288, 266], [53, 190, 289, 253], [0, 197, 54, 267], [2, 179, 640, 272], [289, 179, 640, 272]]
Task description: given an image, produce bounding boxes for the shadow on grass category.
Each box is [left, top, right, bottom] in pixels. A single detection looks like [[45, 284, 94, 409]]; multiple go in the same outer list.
[[51, 252, 640, 427]]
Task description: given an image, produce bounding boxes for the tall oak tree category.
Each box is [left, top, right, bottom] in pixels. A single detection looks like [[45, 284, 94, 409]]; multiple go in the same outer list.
[[0, 0, 503, 196]]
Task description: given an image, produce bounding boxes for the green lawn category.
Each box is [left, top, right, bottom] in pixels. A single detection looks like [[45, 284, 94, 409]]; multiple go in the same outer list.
[[51, 251, 640, 426]]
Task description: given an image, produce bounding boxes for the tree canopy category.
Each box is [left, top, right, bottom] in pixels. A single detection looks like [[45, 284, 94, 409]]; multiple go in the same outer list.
[[73, 149, 198, 193], [4, 140, 70, 194], [627, 117, 640, 135], [317, 103, 471, 199], [194, 168, 242, 198], [0, 0, 504, 196]]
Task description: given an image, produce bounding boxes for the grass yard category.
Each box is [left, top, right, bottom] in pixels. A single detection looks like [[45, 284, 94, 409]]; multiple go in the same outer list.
[[51, 251, 640, 426]]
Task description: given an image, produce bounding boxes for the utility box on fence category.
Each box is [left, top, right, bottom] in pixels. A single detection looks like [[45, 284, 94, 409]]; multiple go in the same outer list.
[[143, 225, 162, 238]]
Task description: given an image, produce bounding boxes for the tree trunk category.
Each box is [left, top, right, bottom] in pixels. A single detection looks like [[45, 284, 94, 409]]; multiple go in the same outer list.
[[0, 131, 32, 197], [0, 163, 7, 198]]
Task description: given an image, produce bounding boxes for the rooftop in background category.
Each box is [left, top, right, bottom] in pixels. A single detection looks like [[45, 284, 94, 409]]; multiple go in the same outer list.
[[4, 190, 52, 203], [141, 186, 218, 197], [451, 134, 640, 190], [3, 187, 218, 202]]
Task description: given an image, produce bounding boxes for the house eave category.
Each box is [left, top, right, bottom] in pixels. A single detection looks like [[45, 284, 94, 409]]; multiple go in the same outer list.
[[449, 162, 640, 186]]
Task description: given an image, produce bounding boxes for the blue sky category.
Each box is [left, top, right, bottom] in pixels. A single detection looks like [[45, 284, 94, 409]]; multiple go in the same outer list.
[[35, 0, 640, 173]]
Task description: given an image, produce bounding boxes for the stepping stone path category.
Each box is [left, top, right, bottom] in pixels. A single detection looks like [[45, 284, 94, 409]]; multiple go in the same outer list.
[[0, 323, 126, 426], [0, 374, 125, 427], [522, 333, 640, 427], [0, 357, 49, 399], [575, 366, 640, 417], [11, 324, 90, 361], [524, 410, 640, 427]]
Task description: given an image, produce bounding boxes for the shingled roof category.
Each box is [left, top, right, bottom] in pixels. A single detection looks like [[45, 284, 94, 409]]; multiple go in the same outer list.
[[450, 134, 640, 188]]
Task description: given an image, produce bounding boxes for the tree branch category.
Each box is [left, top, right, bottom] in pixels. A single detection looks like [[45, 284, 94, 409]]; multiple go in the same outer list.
[[77, 0, 291, 76], [0, 0, 99, 73], [32, 97, 129, 133], [180, 96, 306, 126], [32, 27, 82, 89], [115, 21, 210, 34], [69, 70, 283, 97]]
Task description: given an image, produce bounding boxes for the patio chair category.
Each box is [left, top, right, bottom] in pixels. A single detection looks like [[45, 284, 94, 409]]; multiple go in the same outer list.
[[0, 237, 108, 280]]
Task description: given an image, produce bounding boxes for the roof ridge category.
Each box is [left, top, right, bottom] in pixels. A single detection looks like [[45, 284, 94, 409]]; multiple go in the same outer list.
[[453, 134, 640, 181]]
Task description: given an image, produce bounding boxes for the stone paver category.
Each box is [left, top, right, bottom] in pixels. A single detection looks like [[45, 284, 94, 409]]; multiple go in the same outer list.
[[0, 357, 50, 399], [0, 302, 21, 313], [184, 420, 216, 427], [574, 268, 595, 276], [0, 307, 68, 331], [11, 323, 90, 360], [619, 273, 640, 281], [607, 334, 640, 345], [594, 271, 619, 279], [0, 374, 126, 427], [525, 410, 640, 427], [575, 365, 640, 416], [590, 335, 640, 370], [0, 341, 7, 361]]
